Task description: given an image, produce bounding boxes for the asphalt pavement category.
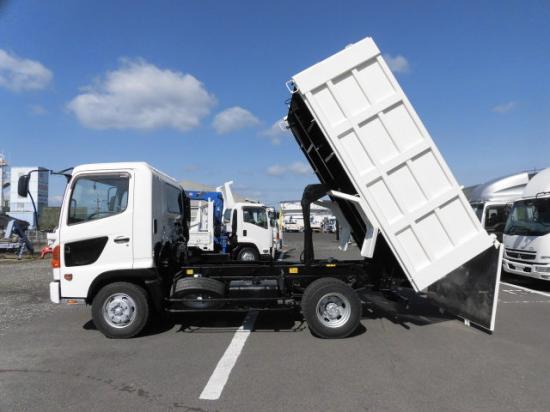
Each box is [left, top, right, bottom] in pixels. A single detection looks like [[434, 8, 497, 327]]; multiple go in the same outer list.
[[1, 233, 550, 411]]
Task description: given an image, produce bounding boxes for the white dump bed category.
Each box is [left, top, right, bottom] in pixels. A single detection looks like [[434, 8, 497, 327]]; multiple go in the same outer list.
[[290, 37, 494, 291]]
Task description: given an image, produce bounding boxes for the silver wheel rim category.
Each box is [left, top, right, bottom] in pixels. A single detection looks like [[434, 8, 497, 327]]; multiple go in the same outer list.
[[102, 293, 137, 328], [240, 250, 256, 261], [315, 292, 351, 328]]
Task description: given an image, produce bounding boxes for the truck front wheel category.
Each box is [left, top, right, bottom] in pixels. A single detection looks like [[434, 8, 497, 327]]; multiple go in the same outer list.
[[92, 282, 150, 339], [237, 247, 259, 261], [301, 278, 361, 339]]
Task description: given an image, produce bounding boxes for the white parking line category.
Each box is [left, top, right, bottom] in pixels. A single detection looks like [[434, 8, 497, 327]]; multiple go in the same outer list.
[[199, 310, 258, 400], [500, 281, 550, 298]]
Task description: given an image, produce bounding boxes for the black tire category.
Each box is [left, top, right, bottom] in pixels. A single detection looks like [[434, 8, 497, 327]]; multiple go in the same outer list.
[[92, 282, 150, 339], [174, 277, 226, 309], [301, 277, 361, 339], [236, 247, 259, 262]]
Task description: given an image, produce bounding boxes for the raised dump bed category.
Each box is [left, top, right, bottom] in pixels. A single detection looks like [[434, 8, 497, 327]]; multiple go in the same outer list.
[[287, 37, 502, 330]]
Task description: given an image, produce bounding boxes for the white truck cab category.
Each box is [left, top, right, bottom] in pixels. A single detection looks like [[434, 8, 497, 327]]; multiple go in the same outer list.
[[48, 163, 185, 317], [222, 201, 275, 260], [503, 168, 550, 280], [218, 181, 276, 260], [468, 172, 535, 241]]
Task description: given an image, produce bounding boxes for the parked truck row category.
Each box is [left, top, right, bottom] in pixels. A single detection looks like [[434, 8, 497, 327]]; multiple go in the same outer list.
[[468, 170, 550, 281], [18, 37, 503, 339]]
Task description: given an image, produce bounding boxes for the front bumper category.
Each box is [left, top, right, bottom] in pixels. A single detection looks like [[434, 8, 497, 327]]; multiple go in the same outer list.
[[502, 260, 550, 281], [50, 281, 60, 303]]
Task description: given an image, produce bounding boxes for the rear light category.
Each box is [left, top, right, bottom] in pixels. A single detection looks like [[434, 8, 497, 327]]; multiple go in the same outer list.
[[51, 245, 60, 268]]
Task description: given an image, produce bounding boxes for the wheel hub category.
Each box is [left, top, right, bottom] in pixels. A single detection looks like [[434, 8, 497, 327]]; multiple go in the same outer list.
[[103, 294, 136, 328], [325, 302, 341, 319], [315, 292, 352, 328], [240, 251, 255, 261]]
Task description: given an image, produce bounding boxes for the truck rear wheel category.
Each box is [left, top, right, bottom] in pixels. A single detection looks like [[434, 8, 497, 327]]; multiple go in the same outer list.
[[174, 277, 226, 309], [92, 282, 150, 339], [301, 278, 361, 339]]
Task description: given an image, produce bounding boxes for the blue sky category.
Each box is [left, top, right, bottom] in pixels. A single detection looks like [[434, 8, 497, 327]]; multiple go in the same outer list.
[[0, 0, 549, 206]]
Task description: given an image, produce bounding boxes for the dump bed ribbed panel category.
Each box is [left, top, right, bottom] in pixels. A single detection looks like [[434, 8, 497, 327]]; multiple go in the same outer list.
[[290, 37, 493, 291]]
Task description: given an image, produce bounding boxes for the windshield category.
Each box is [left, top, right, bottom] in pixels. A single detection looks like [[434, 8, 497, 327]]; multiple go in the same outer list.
[[504, 198, 550, 236], [484, 204, 509, 234], [471, 203, 484, 222], [223, 208, 232, 223]]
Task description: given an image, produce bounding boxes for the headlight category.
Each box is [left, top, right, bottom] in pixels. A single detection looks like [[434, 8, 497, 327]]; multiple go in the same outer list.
[[535, 266, 550, 273]]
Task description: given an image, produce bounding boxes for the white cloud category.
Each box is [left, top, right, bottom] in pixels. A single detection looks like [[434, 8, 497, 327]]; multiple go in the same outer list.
[[267, 161, 311, 177], [212, 106, 260, 134], [67, 59, 216, 132], [492, 101, 517, 114], [383, 54, 410, 74], [260, 118, 290, 145], [0, 49, 53, 92], [29, 104, 47, 115], [288, 162, 311, 175], [266, 164, 286, 176]]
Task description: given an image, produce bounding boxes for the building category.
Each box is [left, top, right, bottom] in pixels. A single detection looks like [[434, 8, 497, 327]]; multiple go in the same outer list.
[[0, 153, 8, 212], [9, 167, 49, 228]]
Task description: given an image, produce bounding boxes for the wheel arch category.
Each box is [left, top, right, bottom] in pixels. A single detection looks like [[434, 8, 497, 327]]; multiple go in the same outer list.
[[231, 243, 260, 259], [87, 269, 163, 312]]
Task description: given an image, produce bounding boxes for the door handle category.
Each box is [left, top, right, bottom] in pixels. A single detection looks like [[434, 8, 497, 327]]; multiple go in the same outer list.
[[114, 236, 130, 244]]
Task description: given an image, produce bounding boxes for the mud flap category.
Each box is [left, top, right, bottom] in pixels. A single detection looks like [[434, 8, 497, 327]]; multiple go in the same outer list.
[[427, 244, 503, 332]]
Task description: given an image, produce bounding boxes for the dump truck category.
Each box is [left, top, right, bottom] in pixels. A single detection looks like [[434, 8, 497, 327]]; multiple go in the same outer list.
[[22, 37, 502, 339]]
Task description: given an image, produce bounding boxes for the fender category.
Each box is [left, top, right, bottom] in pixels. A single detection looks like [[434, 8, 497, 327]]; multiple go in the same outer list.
[[86, 268, 165, 312]]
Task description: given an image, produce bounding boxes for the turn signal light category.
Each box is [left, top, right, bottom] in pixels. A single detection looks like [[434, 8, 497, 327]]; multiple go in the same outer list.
[[64, 274, 73, 281], [51, 245, 61, 268]]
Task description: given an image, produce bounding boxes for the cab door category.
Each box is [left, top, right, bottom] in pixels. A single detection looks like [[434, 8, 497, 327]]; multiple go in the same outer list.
[[239, 206, 272, 256], [59, 171, 134, 298]]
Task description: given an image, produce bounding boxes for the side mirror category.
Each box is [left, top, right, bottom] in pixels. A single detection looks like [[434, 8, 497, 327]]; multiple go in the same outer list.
[[17, 175, 30, 197]]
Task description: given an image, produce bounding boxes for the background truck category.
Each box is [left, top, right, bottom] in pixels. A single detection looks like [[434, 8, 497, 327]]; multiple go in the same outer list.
[[187, 182, 279, 261], [218, 181, 278, 261], [503, 168, 550, 280], [283, 215, 304, 232], [187, 190, 227, 253], [26, 37, 502, 340], [468, 171, 536, 241], [0, 215, 30, 252]]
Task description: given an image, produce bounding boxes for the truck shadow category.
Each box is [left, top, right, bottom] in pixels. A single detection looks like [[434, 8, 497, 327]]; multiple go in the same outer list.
[[172, 310, 308, 335], [83, 291, 452, 337], [360, 289, 454, 330]]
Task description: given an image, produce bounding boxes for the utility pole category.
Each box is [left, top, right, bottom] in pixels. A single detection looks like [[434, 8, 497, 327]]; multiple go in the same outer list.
[[0, 153, 7, 212]]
